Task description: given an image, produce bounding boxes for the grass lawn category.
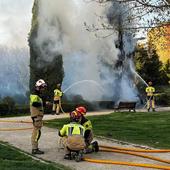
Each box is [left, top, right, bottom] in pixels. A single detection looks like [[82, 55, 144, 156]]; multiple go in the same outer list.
[[44, 111, 170, 149], [0, 142, 71, 170]]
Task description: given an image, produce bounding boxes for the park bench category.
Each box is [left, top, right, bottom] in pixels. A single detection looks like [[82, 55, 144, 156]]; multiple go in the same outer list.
[[114, 101, 136, 112]]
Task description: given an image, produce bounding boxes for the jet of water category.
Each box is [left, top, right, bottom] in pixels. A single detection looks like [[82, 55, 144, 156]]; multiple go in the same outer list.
[[63, 80, 105, 94], [134, 71, 148, 87]]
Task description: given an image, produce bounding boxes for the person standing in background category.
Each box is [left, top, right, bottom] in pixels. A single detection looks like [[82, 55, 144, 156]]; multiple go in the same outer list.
[[52, 84, 63, 115], [145, 81, 156, 112]]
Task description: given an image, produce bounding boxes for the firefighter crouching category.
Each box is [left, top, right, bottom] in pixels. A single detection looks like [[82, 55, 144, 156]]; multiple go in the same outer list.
[[30, 79, 47, 154], [58, 111, 86, 160], [76, 106, 99, 153], [52, 84, 63, 115], [145, 81, 155, 112]]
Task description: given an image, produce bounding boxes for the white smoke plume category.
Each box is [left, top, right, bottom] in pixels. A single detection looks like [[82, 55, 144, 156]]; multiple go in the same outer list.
[[0, 46, 29, 98], [36, 0, 139, 102], [0, 0, 33, 48]]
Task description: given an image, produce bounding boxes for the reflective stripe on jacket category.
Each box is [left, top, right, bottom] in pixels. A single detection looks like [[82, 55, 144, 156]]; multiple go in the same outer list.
[[82, 120, 92, 130], [145, 86, 155, 96], [59, 122, 85, 137], [30, 94, 43, 117], [54, 89, 62, 100]]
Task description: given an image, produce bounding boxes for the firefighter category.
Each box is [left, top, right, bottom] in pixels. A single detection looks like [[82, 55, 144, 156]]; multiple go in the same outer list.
[[52, 84, 63, 115], [30, 79, 47, 154], [145, 81, 155, 112], [58, 110, 86, 160], [75, 106, 99, 153]]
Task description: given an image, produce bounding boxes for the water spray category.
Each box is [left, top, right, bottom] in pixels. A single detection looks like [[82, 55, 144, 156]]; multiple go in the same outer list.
[[134, 72, 148, 87], [63, 80, 105, 94]]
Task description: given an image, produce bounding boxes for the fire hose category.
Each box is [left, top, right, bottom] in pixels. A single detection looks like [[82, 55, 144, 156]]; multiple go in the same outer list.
[[0, 119, 32, 131], [99, 144, 170, 153], [83, 145, 170, 169], [0, 120, 32, 123], [99, 147, 170, 164], [0, 127, 33, 131], [83, 157, 170, 170], [59, 98, 67, 114], [1, 120, 170, 169]]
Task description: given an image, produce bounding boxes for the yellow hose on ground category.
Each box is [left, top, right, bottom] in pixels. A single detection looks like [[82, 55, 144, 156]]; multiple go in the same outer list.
[[1, 118, 170, 169], [0, 120, 33, 131], [100, 148, 170, 164], [99, 145, 170, 153], [83, 157, 170, 170], [0, 120, 32, 123], [0, 127, 33, 131]]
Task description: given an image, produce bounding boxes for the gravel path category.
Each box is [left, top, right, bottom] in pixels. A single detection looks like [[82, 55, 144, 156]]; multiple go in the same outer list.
[[1, 108, 170, 170]]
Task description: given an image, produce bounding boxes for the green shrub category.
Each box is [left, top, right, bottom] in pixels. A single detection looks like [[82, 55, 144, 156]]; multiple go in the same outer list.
[[60, 101, 114, 113], [0, 103, 9, 116], [1, 96, 15, 114], [155, 93, 170, 106], [0, 103, 30, 116], [13, 105, 30, 115]]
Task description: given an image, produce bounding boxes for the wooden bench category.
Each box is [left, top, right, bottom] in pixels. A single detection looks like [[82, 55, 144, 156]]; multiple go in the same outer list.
[[114, 101, 136, 112]]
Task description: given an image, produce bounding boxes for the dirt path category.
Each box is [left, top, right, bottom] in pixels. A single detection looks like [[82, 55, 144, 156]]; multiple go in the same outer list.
[[1, 109, 170, 170]]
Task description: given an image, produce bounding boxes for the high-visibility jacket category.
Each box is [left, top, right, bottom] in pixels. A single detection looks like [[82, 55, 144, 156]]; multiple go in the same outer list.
[[30, 94, 43, 117], [53, 89, 63, 100], [81, 116, 92, 131], [145, 86, 155, 97], [59, 122, 85, 137]]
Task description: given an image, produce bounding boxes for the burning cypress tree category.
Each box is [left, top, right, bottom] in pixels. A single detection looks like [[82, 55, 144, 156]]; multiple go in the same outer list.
[[28, 0, 64, 99]]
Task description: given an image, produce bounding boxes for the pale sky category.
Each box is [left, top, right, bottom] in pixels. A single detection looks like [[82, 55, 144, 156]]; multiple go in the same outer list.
[[0, 0, 33, 48]]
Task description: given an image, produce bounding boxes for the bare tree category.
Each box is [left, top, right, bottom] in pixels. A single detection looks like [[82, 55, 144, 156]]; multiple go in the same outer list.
[[84, 0, 170, 63], [84, 0, 170, 34]]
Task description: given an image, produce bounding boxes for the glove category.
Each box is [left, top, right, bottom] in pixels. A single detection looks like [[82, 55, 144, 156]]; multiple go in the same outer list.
[[46, 101, 52, 105]]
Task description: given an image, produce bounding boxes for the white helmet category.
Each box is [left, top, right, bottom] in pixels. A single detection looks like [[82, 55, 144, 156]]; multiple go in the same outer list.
[[35, 79, 47, 88]]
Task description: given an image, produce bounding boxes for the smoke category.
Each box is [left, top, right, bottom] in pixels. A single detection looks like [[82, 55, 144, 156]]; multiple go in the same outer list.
[[0, 0, 33, 48], [0, 46, 29, 98], [0, 0, 32, 102], [36, 0, 139, 102]]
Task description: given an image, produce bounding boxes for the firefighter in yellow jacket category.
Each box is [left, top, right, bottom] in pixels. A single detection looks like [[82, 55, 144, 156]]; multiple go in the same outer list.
[[58, 110, 86, 160], [30, 79, 47, 154], [52, 84, 63, 115], [145, 81, 155, 112], [75, 106, 99, 153]]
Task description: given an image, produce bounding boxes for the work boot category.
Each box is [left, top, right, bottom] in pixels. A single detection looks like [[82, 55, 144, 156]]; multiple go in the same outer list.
[[92, 141, 99, 152], [64, 154, 71, 160], [75, 150, 83, 162], [52, 111, 55, 115], [32, 149, 44, 154]]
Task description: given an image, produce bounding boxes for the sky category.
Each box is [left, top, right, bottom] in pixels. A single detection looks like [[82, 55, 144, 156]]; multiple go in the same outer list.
[[0, 0, 33, 48]]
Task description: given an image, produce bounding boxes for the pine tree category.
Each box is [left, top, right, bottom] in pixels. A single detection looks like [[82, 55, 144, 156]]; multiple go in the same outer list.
[[28, 0, 64, 100], [164, 59, 170, 74], [135, 46, 169, 85]]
